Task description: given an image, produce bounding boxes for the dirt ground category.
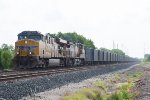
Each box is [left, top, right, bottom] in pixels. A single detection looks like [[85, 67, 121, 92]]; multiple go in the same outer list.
[[133, 64, 150, 100], [108, 63, 150, 100]]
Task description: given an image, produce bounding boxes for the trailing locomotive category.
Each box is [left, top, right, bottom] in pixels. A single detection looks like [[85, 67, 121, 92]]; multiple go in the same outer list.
[[14, 31, 137, 68]]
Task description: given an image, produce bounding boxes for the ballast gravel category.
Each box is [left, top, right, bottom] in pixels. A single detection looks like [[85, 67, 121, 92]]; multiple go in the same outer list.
[[0, 63, 137, 100]]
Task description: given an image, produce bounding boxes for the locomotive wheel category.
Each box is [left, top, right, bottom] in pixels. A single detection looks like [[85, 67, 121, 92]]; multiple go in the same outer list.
[[70, 60, 74, 67], [60, 59, 63, 67], [69, 59, 74, 67], [41, 63, 45, 68], [42, 60, 46, 68]]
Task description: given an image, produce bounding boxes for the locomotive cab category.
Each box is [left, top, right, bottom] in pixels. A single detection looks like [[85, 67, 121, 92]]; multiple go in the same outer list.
[[14, 31, 43, 68]]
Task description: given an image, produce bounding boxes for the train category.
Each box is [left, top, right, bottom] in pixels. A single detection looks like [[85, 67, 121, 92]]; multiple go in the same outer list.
[[13, 31, 138, 68]]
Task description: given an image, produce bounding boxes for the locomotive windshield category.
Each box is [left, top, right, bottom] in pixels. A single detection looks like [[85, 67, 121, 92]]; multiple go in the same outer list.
[[18, 31, 43, 41], [18, 35, 27, 40], [18, 35, 42, 41], [28, 35, 42, 40]]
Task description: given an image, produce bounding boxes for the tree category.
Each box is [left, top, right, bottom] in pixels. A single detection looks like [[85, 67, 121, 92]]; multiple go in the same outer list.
[[100, 48, 111, 52], [111, 49, 125, 55], [0, 49, 2, 68], [144, 54, 150, 62], [1, 44, 14, 51], [1, 50, 13, 69], [56, 32, 96, 48], [85, 39, 95, 48], [0, 44, 14, 69], [57, 32, 64, 39]]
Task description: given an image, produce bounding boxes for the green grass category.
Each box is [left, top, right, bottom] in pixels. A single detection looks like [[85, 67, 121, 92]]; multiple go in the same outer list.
[[63, 72, 142, 100], [110, 83, 135, 100], [63, 83, 135, 100], [63, 81, 108, 100], [63, 93, 88, 100], [63, 88, 107, 100], [140, 62, 150, 66], [127, 71, 144, 82], [93, 80, 107, 92]]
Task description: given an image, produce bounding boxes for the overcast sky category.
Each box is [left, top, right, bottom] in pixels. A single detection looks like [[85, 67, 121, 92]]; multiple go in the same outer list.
[[0, 0, 150, 58]]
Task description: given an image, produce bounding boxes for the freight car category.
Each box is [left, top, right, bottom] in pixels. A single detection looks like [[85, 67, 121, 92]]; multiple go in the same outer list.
[[14, 31, 138, 68]]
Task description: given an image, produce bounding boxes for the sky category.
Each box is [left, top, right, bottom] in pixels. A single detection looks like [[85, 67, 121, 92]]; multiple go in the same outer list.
[[0, 0, 150, 58]]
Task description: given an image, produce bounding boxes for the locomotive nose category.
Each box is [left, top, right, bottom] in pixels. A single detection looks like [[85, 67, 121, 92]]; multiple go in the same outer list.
[[15, 39, 39, 56]]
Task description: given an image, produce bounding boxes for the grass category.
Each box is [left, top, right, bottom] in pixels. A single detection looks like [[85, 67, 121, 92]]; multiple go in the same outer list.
[[109, 74, 121, 84], [140, 61, 150, 66], [62, 80, 135, 100], [110, 82, 135, 100], [63, 82, 135, 100], [63, 81, 108, 100], [114, 74, 121, 81], [63, 87, 107, 100], [62, 70, 144, 100], [63, 92, 88, 100], [127, 71, 144, 82], [93, 80, 107, 92]]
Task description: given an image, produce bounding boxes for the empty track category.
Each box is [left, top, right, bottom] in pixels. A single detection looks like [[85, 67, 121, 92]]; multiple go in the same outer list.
[[0, 65, 106, 82]]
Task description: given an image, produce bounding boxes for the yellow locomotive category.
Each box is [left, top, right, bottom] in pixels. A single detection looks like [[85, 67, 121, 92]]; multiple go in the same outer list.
[[14, 31, 85, 68]]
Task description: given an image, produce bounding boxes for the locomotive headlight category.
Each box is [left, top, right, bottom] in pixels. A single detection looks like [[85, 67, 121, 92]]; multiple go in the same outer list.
[[25, 41, 27, 44], [16, 52, 19, 55], [29, 51, 32, 55]]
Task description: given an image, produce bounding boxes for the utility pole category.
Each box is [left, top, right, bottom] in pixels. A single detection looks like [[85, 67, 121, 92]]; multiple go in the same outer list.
[[121, 44, 123, 50], [113, 41, 115, 49], [117, 44, 118, 49], [144, 43, 145, 55]]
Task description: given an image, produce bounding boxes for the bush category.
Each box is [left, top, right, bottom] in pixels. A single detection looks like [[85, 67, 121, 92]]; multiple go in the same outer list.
[[63, 88, 107, 100], [144, 54, 150, 62], [1, 50, 13, 69], [110, 89, 133, 100], [110, 83, 134, 100], [93, 80, 107, 92], [0, 49, 2, 68]]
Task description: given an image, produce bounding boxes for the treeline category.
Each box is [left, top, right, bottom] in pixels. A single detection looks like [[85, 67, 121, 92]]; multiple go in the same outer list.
[[56, 32, 96, 48], [0, 44, 14, 70], [144, 54, 150, 62], [100, 48, 125, 55]]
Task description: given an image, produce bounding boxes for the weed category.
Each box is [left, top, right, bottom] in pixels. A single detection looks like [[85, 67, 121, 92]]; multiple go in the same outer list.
[[127, 71, 143, 82], [93, 80, 107, 92], [114, 74, 121, 81], [63, 87, 108, 100]]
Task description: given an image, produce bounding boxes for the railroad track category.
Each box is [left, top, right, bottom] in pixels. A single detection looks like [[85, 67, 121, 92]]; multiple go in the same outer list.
[[0, 65, 103, 82], [0, 63, 128, 82]]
